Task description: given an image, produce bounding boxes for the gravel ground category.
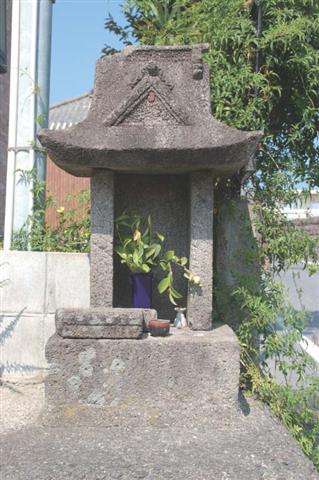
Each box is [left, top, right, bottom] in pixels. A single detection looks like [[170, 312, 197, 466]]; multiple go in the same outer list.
[[0, 377, 45, 433]]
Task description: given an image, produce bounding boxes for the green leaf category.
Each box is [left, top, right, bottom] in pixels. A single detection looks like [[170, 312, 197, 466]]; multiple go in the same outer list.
[[170, 287, 183, 299], [156, 232, 165, 242], [160, 260, 168, 271], [180, 257, 188, 266], [123, 238, 132, 248], [142, 227, 150, 240], [168, 290, 178, 306], [146, 244, 161, 260], [132, 250, 140, 266], [141, 263, 151, 273], [164, 250, 175, 261], [145, 246, 155, 260], [138, 243, 144, 258], [115, 250, 127, 261], [158, 275, 171, 294]]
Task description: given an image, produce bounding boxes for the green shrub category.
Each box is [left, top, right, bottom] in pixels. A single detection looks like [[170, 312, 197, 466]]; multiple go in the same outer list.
[[11, 170, 90, 253]]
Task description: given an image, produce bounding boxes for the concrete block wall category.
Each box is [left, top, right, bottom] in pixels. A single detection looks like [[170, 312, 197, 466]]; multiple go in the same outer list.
[[0, 251, 89, 377]]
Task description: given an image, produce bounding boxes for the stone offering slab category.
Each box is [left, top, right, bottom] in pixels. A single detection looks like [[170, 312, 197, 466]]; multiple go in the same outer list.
[[55, 308, 157, 339]]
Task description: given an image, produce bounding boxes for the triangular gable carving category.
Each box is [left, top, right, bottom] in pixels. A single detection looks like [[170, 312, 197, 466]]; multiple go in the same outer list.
[[104, 64, 190, 127]]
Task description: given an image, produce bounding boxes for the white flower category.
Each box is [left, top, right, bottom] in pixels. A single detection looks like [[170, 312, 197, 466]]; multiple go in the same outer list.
[[193, 275, 201, 285]]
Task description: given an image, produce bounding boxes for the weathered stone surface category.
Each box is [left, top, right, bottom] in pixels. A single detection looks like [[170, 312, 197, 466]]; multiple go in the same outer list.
[[141, 307, 158, 330], [90, 169, 114, 308], [38, 45, 262, 176], [187, 172, 213, 330], [55, 307, 156, 339], [45, 324, 239, 414], [214, 198, 260, 332], [114, 173, 189, 320], [2, 393, 319, 480]]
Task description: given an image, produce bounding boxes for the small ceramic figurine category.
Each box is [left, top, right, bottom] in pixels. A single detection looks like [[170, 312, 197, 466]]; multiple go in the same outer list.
[[174, 307, 187, 329]]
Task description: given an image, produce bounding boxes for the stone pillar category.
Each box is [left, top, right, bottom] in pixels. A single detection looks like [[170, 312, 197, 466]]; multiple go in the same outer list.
[[187, 171, 213, 330], [90, 170, 114, 307]]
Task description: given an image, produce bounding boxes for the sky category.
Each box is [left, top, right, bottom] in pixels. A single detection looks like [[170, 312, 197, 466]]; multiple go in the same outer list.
[[50, 0, 125, 104]]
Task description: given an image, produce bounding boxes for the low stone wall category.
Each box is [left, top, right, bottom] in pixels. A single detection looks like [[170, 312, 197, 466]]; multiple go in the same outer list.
[[0, 251, 90, 377]]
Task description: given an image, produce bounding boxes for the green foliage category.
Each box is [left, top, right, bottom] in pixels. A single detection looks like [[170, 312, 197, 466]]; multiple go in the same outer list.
[[214, 196, 319, 466], [115, 213, 163, 273], [104, 0, 319, 188], [102, 0, 184, 55], [247, 362, 319, 465], [11, 170, 90, 253], [115, 212, 200, 304], [233, 206, 319, 467]]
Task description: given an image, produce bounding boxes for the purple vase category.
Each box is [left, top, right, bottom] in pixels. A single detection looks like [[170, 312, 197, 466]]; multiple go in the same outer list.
[[131, 272, 153, 308]]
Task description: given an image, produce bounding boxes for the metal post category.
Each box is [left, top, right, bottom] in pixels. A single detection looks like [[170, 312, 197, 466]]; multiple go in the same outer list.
[[3, 0, 53, 250]]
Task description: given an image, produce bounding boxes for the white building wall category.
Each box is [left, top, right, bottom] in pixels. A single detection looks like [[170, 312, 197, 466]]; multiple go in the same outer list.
[[0, 251, 89, 378], [283, 191, 319, 220]]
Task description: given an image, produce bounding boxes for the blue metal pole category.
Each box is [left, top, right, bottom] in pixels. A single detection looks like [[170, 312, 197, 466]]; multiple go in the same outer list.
[[35, 0, 54, 186]]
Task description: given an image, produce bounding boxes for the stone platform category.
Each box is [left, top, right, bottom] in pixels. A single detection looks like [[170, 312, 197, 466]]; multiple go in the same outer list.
[[44, 324, 239, 427]]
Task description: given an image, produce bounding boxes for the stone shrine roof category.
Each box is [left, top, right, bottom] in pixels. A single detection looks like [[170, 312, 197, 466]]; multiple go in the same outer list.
[[39, 45, 262, 177]]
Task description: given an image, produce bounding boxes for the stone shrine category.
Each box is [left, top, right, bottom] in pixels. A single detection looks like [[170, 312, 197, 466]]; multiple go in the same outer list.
[[39, 45, 262, 417], [3, 46, 317, 480]]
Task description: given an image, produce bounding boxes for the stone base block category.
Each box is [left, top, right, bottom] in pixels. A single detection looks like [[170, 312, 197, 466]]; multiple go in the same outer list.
[[56, 308, 157, 339], [45, 324, 240, 426]]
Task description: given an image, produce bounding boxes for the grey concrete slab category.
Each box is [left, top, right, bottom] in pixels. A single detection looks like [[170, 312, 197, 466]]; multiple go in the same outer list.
[[0, 314, 47, 373], [0, 251, 46, 313], [46, 252, 90, 313], [1, 399, 318, 480]]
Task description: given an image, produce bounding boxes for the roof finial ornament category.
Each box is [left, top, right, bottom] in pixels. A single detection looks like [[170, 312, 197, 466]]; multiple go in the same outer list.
[[145, 62, 160, 77], [130, 62, 173, 91]]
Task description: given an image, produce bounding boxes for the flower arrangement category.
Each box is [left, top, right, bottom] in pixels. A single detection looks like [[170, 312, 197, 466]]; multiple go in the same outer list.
[[115, 213, 201, 305]]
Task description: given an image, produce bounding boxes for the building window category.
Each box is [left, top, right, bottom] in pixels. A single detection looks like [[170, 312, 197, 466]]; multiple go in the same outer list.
[[0, 0, 7, 73]]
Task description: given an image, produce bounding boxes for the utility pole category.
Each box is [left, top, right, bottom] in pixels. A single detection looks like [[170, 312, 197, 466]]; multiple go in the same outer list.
[[3, 0, 54, 250]]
